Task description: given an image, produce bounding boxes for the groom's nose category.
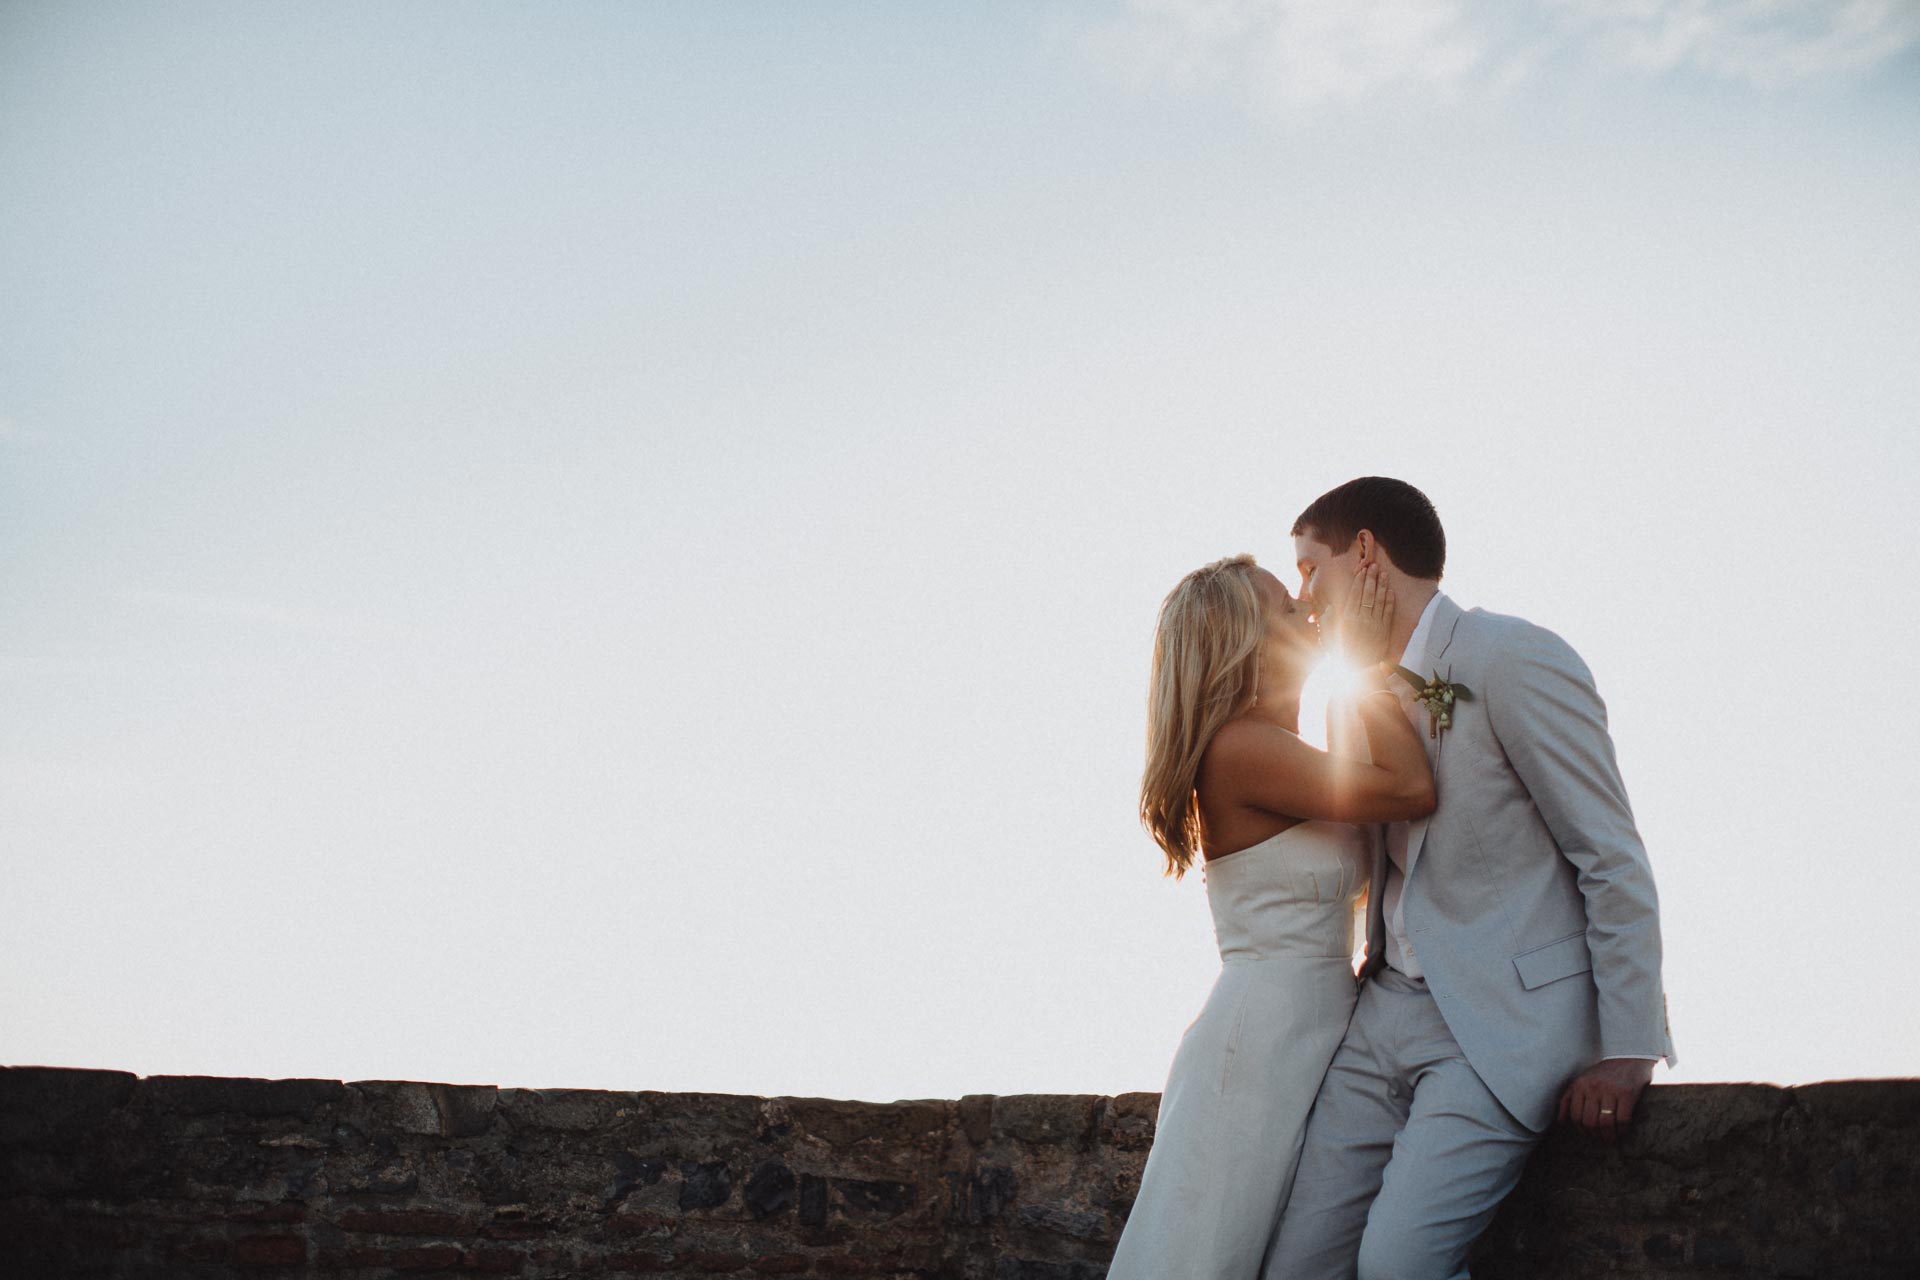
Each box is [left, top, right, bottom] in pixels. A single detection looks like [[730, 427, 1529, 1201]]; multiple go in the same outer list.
[[1298, 573, 1323, 618]]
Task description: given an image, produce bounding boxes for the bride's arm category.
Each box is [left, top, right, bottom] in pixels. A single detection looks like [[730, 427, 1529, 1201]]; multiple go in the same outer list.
[[1202, 683, 1434, 823]]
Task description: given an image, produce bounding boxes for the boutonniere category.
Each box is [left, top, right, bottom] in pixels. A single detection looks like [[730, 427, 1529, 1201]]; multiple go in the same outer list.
[[1394, 666, 1472, 738]]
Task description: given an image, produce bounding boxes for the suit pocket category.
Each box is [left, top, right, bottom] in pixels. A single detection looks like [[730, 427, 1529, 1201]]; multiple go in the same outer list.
[[1512, 932, 1593, 990]]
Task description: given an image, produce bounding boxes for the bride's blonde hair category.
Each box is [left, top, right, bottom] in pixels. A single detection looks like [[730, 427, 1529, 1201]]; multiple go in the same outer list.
[[1140, 554, 1264, 878]]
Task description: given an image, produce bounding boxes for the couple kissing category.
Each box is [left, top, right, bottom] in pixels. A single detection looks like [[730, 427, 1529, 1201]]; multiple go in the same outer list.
[[1110, 476, 1673, 1280]]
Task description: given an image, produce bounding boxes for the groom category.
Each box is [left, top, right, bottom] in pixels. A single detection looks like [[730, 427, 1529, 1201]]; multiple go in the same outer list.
[[1267, 477, 1674, 1279]]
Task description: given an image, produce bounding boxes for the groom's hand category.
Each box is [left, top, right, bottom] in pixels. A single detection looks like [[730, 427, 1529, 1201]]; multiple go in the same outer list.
[[1556, 1057, 1654, 1143]]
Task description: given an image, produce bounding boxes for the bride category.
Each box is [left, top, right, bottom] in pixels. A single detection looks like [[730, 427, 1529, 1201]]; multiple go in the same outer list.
[[1107, 554, 1434, 1279]]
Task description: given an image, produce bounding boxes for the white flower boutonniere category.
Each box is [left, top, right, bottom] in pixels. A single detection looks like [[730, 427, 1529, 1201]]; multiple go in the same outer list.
[[1394, 666, 1473, 739]]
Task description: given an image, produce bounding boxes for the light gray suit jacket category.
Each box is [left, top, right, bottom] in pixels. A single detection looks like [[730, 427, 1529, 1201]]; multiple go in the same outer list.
[[1364, 595, 1675, 1132]]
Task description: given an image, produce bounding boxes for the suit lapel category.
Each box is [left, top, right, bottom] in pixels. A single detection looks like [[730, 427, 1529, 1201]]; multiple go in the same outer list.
[[1402, 597, 1463, 875]]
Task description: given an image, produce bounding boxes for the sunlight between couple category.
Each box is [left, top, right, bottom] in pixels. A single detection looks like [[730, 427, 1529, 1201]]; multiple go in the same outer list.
[[1109, 477, 1673, 1280]]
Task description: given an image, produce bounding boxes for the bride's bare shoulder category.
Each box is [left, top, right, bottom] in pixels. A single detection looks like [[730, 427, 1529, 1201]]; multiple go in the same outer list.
[[1204, 717, 1311, 773]]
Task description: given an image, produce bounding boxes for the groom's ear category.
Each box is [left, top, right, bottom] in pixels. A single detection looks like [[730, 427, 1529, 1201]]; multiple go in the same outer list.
[[1353, 529, 1375, 564]]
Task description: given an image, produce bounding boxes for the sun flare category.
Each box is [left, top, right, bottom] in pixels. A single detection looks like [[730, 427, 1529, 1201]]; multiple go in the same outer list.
[[1298, 654, 1367, 751]]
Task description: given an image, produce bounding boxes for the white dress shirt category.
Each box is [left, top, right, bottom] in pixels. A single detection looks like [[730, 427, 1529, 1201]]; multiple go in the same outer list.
[[1382, 592, 1445, 979]]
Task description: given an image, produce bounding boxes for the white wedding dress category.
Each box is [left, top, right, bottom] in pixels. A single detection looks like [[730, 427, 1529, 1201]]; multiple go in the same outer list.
[[1106, 819, 1368, 1279]]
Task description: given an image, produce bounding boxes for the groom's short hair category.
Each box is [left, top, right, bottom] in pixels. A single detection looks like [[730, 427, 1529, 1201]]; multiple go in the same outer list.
[[1292, 477, 1446, 581]]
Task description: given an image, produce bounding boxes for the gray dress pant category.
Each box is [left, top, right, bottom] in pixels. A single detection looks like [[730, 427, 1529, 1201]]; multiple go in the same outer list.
[[1262, 968, 1540, 1280]]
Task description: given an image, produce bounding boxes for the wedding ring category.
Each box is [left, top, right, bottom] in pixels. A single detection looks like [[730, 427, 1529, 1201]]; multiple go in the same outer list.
[[1599, 1108, 1615, 1115]]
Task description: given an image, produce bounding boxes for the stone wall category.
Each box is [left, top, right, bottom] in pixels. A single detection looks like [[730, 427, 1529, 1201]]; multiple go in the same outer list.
[[2, 1067, 1914, 1278]]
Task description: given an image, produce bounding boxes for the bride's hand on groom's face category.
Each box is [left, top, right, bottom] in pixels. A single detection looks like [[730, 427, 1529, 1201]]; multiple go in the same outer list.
[[1332, 562, 1393, 668]]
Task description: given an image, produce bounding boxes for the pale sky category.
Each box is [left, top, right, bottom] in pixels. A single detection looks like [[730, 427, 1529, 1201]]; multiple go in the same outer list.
[[4, 1, 1917, 1102]]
